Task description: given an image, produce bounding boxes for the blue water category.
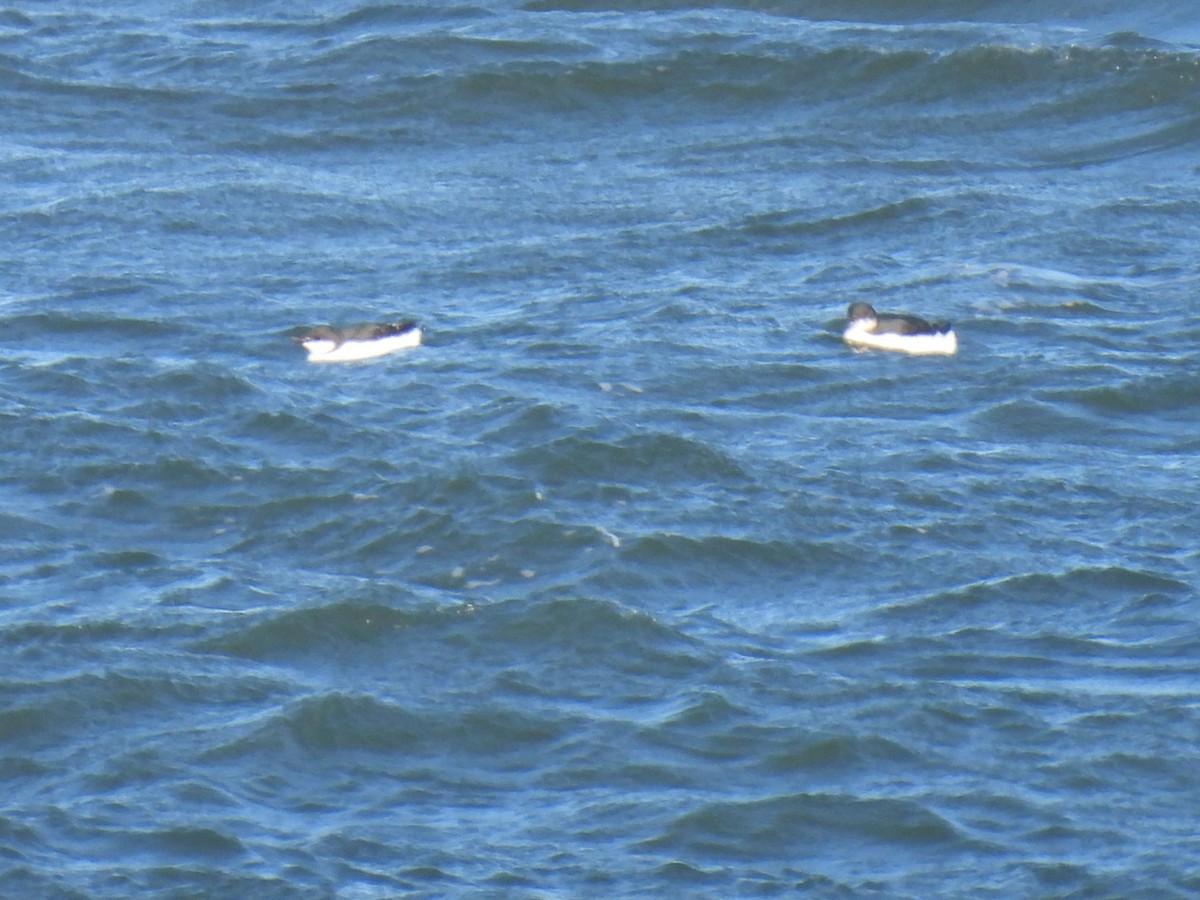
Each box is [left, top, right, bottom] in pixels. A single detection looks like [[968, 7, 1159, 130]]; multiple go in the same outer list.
[[2, 2, 1199, 897]]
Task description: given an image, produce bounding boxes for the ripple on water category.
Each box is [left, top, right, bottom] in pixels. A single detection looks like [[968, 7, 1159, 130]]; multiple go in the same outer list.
[[1046, 373, 1200, 418], [196, 594, 714, 717], [641, 792, 966, 863], [870, 565, 1192, 631], [514, 429, 751, 488]]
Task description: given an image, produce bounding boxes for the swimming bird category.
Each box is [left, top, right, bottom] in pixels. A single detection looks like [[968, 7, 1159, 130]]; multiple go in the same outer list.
[[295, 319, 422, 363], [842, 302, 957, 356]]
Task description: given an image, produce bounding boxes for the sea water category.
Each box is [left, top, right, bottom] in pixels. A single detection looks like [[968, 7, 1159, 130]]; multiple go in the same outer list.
[[1, 2, 1198, 896]]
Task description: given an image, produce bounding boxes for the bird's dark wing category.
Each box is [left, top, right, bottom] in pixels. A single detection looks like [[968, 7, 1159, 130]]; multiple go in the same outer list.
[[876, 313, 946, 335]]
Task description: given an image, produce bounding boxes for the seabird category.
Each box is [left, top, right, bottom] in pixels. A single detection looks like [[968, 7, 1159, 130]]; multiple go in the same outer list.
[[842, 302, 957, 356], [295, 319, 422, 363]]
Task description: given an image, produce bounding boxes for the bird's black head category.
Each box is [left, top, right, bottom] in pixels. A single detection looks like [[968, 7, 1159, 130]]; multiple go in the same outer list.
[[846, 302, 877, 323]]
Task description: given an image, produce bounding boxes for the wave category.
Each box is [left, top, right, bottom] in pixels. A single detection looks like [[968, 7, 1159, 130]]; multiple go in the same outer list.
[[806, 565, 1199, 693], [871, 565, 1191, 628], [5, 3, 1198, 174], [3, 310, 175, 340], [201, 593, 708, 676], [1046, 375, 1200, 416], [253, 690, 572, 755], [227, 632, 737, 785], [197, 3, 492, 37], [515, 429, 750, 486], [625, 531, 852, 582], [642, 791, 966, 860], [971, 397, 1117, 442], [524, 0, 1200, 40], [715, 197, 940, 252]]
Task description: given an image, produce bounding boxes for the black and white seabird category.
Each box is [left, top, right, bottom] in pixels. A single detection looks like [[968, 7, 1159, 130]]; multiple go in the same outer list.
[[295, 319, 422, 363], [842, 302, 957, 355]]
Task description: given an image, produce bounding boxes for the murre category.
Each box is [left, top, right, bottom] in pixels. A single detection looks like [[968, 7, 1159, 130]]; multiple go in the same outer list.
[[295, 320, 422, 363], [842, 302, 957, 356]]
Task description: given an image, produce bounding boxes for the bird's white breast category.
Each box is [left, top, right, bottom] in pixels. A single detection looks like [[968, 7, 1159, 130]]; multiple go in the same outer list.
[[843, 325, 957, 356], [302, 328, 422, 363]]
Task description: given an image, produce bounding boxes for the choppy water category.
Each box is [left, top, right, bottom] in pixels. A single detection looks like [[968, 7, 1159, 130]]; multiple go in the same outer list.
[[2, 1, 1199, 897]]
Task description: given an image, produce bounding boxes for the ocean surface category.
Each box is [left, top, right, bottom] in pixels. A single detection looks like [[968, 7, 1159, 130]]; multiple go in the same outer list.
[[2, 1, 1199, 896]]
